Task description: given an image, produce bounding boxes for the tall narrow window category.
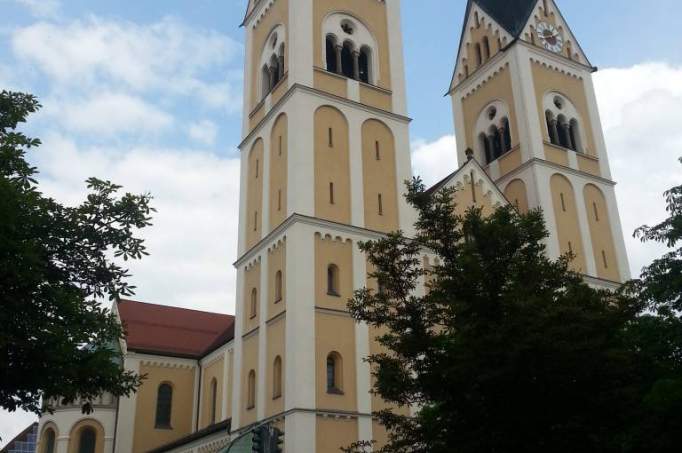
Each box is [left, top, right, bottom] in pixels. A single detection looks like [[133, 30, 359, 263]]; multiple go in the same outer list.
[[568, 241, 573, 254], [502, 117, 512, 152], [378, 193, 383, 216], [329, 182, 335, 204], [270, 55, 281, 88], [44, 429, 56, 453], [328, 127, 333, 147], [250, 288, 258, 319], [475, 42, 483, 66], [593, 202, 600, 221], [546, 111, 559, 145], [341, 41, 354, 78], [480, 132, 492, 164], [275, 270, 283, 302], [278, 135, 282, 156], [569, 119, 582, 152], [255, 159, 259, 178], [560, 193, 567, 212], [254, 211, 258, 231], [247, 370, 256, 409], [273, 356, 282, 399], [375, 140, 381, 160], [78, 427, 96, 453], [327, 264, 339, 296], [557, 115, 571, 149], [155, 383, 173, 429], [482, 36, 491, 60], [326, 352, 343, 393], [325, 35, 338, 73], [464, 64, 469, 77], [602, 250, 608, 268], [210, 378, 218, 424], [261, 65, 271, 100], [278, 189, 282, 211], [359, 46, 371, 84]]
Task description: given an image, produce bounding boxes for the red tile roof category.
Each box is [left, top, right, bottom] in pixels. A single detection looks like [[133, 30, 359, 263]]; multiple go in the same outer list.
[[117, 299, 235, 359]]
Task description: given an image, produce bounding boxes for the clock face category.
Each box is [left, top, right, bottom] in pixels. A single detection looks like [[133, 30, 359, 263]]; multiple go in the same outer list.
[[536, 22, 564, 53]]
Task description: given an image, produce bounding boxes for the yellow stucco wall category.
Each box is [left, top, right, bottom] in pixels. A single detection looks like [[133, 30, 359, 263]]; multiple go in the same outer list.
[[246, 139, 264, 249], [249, 0, 289, 111], [504, 179, 529, 214], [361, 119, 399, 232], [583, 184, 620, 281], [199, 357, 224, 429], [314, 68, 348, 98], [497, 147, 522, 177], [67, 419, 104, 453], [269, 113, 288, 231], [316, 417, 358, 453], [460, 67, 519, 154], [451, 178, 497, 218], [314, 106, 351, 224], [267, 242, 286, 320], [315, 236, 353, 311], [465, 15, 503, 74], [244, 262, 261, 333], [265, 316, 285, 417], [240, 333, 259, 427], [313, 0, 391, 91], [359, 85, 392, 111], [550, 174, 587, 272], [577, 154, 601, 177], [532, 63, 597, 157], [133, 364, 196, 453], [544, 143, 569, 167], [315, 312, 357, 412]]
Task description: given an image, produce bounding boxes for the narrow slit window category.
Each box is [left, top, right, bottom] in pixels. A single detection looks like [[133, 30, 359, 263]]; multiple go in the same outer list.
[[329, 182, 335, 205], [378, 193, 383, 216], [278, 189, 282, 211], [278, 136, 282, 156], [255, 159, 259, 178], [254, 211, 258, 231], [593, 202, 599, 221], [375, 141, 381, 160], [560, 193, 566, 212], [568, 241, 573, 254], [328, 128, 333, 147], [602, 250, 608, 268]]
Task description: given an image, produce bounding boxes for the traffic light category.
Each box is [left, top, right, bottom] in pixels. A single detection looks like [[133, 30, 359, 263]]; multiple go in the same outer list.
[[251, 426, 267, 453], [271, 427, 284, 453]]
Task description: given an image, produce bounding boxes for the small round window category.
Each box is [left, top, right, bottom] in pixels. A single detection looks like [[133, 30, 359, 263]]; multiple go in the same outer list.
[[553, 96, 564, 110], [341, 20, 355, 35], [487, 106, 497, 120]]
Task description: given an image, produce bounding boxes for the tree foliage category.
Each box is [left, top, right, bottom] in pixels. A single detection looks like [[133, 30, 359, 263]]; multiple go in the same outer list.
[[346, 177, 682, 452], [0, 91, 152, 416]]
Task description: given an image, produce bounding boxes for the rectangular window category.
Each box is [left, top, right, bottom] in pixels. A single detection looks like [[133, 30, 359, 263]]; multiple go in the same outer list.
[[278, 189, 282, 211], [328, 128, 333, 147], [278, 136, 282, 156], [593, 202, 600, 221], [255, 159, 259, 178], [602, 250, 608, 268], [560, 193, 566, 212], [254, 211, 258, 231], [329, 182, 335, 204], [375, 141, 381, 160], [378, 193, 383, 216]]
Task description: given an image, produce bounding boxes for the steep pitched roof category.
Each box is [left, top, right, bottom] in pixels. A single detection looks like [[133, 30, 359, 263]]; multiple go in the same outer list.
[[472, 0, 539, 38], [117, 299, 235, 359]]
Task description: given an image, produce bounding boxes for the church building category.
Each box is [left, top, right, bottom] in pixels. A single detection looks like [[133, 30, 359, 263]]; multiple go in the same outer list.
[[34, 0, 630, 452]]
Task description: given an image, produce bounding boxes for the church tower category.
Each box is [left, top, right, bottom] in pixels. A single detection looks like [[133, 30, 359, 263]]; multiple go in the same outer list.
[[448, 0, 630, 286], [232, 1, 413, 451]]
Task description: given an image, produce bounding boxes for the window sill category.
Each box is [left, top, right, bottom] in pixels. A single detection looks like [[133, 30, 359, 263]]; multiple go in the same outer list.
[[327, 291, 341, 298], [274, 298, 282, 304], [246, 405, 255, 411], [155, 425, 173, 430], [327, 387, 344, 396], [249, 314, 257, 320], [272, 394, 282, 401]]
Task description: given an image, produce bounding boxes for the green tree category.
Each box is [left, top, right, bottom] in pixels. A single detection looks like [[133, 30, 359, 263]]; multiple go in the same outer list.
[[0, 91, 152, 417], [345, 178, 665, 453]]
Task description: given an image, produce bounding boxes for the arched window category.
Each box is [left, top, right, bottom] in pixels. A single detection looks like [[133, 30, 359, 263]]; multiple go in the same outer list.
[[569, 118, 582, 152], [488, 125, 502, 160], [247, 370, 256, 409], [475, 42, 483, 66], [278, 43, 285, 78], [43, 428, 56, 453], [341, 41, 354, 79], [482, 36, 491, 60], [325, 35, 338, 73], [250, 288, 258, 318], [546, 110, 559, 145], [273, 356, 282, 398], [501, 117, 512, 153], [479, 132, 492, 164], [210, 378, 218, 424], [326, 352, 343, 393], [261, 65, 271, 100], [327, 264, 340, 296], [557, 114, 571, 149], [274, 270, 283, 302], [78, 427, 96, 453], [270, 55, 281, 89], [359, 46, 371, 83], [155, 383, 173, 429]]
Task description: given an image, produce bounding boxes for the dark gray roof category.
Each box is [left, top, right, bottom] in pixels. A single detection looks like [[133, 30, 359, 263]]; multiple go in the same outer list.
[[473, 0, 538, 37]]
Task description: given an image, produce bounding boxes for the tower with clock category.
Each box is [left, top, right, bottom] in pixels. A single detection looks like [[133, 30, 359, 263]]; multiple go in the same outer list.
[[448, 0, 631, 285]]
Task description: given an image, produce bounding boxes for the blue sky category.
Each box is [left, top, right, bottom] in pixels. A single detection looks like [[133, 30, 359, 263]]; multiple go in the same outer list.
[[1, 0, 681, 444]]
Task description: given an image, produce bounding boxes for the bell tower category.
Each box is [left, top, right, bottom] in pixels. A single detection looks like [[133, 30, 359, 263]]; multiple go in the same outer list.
[[448, 0, 630, 286], [233, 1, 413, 451]]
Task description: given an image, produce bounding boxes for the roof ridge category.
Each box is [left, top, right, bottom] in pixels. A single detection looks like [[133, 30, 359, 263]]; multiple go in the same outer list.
[[118, 299, 234, 318]]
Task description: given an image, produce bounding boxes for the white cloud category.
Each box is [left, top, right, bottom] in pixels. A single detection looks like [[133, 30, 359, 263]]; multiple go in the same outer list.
[[411, 135, 458, 188], [410, 63, 682, 279], [47, 92, 174, 136], [33, 133, 241, 314], [12, 0, 60, 18], [11, 16, 243, 110], [188, 120, 219, 146]]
